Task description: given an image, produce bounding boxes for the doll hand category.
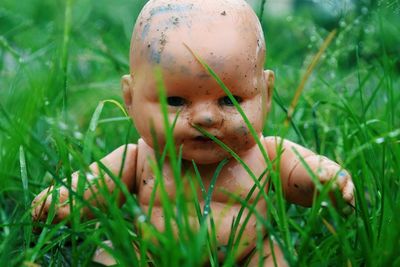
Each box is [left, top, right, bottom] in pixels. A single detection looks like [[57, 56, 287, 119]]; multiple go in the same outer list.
[[31, 185, 72, 223], [314, 158, 355, 206]]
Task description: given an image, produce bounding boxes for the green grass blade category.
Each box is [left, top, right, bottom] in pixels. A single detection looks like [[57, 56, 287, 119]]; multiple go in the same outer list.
[[19, 146, 32, 252]]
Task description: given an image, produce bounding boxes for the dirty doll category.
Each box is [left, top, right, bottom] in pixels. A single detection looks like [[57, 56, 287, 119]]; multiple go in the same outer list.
[[32, 0, 354, 265]]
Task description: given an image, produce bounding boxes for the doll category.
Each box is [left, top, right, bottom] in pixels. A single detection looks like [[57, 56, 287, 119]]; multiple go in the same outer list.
[[32, 0, 354, 265]]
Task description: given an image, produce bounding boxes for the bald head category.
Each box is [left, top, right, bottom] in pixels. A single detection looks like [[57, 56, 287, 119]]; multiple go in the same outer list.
[[129, 0, 266, 72], [122, 0, 275, 160]]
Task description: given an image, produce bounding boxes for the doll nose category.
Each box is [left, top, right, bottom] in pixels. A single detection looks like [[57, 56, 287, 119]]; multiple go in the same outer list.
[[191, 103, 221, 128]]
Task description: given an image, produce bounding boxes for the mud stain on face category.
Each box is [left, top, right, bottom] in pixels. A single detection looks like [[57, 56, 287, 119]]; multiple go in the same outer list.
[[219, 118, 225, 128], [170, 16, 180, 26], [236, 125, 249, 136], [197, 72, 210, 79], [149, 3, 194, 17], [142, 23, 151, 39], [204, 117, 213, 125], [179, 65, 191, 75], [142, 4, 196, 64], [160, 32, 167, 47], [141, 3, 194, 41], [149, 41, 162, 63], [148, 31, 168, 64]]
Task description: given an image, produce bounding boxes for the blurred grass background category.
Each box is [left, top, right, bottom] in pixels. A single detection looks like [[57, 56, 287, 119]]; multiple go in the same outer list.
[[1, 0, 399, 266]]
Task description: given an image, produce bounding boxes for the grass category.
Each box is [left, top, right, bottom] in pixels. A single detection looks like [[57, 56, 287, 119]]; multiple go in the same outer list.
[[1, 0, 400, 266]]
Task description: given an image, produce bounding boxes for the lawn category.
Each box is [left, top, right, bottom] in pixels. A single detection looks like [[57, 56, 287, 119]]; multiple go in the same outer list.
[[0, 0, 399, 266]]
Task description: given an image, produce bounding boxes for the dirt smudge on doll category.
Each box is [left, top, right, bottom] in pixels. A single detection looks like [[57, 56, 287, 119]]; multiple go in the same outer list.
[[236, 125, 249, 136], [149, 3, 194, 17], [139, 3, 195, 64]]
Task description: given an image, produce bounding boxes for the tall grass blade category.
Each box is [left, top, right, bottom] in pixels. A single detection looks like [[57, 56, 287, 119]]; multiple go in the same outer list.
[[286, 29, 337, 124], [19, 146, 32, 251]]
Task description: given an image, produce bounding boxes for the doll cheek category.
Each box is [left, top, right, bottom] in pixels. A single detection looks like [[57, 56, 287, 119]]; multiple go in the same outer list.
[[222, 123, 251, 145], [235, 124, 250, 136], [170, 119, 192, 140]]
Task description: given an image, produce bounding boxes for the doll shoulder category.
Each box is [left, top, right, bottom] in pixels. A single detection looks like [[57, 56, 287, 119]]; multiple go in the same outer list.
[[97, 143, 138, 171], [102, 143, 138, 191], [261, 135, 315, 164], [261, 135, 283, 160]]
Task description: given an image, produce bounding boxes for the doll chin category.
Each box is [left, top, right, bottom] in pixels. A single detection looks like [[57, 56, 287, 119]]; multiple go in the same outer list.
[[181, 149, 230, 165]]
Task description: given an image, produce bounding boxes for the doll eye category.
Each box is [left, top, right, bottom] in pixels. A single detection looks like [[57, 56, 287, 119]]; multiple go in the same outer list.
[[218, 95, 243, 106], [167, 96, 186, 107]]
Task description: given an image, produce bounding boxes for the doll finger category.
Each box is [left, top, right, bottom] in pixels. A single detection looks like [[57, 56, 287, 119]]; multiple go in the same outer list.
[[336, 170, 350, 189], [316, 164, 336, 184], [31, 188, 52, 220], [342, 179, 355, 205], [319, 165, 343, 189]]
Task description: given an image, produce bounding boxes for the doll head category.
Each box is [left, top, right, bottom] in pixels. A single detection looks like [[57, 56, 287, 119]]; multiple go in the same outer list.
[[122, 0, 274, 164]]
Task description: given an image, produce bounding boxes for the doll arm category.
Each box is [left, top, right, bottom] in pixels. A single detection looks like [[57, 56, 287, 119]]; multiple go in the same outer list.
[[31, 144, 137, 223], [263, 136, 354, 207]]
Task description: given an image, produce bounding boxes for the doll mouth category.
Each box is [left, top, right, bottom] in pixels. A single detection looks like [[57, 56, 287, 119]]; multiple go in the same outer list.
[[193, 135, 216, 143]]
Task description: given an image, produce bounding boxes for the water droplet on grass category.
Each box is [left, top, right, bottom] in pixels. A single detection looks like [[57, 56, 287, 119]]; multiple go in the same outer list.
[[138, 215, 146, 223], [74, 131, 83, 140], [86, 172, 95, 180], [310, 36, 317, 42], [388, 129, 400, 138], [361, 7, 368, 15]]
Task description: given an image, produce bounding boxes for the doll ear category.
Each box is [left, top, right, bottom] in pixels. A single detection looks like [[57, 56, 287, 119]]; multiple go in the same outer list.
[[263, 70, 275, 112], [121, 74, 134, 109]]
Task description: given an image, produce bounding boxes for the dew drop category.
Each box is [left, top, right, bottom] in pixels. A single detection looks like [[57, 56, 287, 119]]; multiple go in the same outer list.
[[138, 215, 146, 223], [361, 6, 368, 15], [310, 35, 317, 42], [388, 129, 400, 138]]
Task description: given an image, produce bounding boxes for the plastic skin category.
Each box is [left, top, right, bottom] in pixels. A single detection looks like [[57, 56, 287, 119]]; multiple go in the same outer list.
[[32, 0, 354, 266]]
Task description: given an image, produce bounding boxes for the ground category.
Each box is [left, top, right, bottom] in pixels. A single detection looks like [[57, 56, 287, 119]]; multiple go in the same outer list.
[[0, 0, 399, 266]]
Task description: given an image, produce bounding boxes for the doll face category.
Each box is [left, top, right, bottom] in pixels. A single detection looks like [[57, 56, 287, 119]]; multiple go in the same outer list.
[[122, 0, 274, 164]]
